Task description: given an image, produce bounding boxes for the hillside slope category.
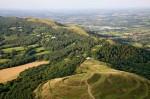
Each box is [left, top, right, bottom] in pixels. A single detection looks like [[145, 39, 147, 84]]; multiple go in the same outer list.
[[0, 16, 90, 69], [35, 59, 150, 99], [0, 17, 94, 99], [0, 16, 150, 99], [66, 25, 89, 36]]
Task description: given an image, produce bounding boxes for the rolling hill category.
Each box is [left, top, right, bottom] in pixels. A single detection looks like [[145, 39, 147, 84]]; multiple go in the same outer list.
[[0, 16, 90, 69], [0, 16, 150, 99], [34, 59, 150, 99], [0, 16, 95, 99]]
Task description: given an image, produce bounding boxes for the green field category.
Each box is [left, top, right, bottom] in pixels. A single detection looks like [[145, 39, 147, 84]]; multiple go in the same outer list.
[[35, 47, 45, 52], [0, 59, 10, 64], [35, 51, 50, 56], [28, 44, 39, 48], [2, 46, 24, 53], [0, 43, 50, 65], [1, 44, 48, 56], [35, 59, 150, 99]]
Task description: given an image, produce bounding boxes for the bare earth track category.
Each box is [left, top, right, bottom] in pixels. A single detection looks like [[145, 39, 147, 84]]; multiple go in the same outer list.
[[86, 80, 95, 99], [0, 61, 49, 83]]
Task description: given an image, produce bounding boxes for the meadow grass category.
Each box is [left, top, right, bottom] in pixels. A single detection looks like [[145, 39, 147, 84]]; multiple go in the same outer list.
[[0, 59, 10, 64], [2, 46, 24, 53]]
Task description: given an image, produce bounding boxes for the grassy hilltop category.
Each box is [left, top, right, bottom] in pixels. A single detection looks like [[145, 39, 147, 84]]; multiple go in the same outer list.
[[35, 59, 150, 99]]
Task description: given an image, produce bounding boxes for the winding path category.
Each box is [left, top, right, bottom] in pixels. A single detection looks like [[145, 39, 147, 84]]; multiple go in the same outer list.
[[85, 73, 95, 99], [85, 80, 95, 99]]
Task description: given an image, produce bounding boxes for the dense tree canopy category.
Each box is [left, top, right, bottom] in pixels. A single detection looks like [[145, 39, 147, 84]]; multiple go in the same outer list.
[[92, 43, 150, 79]]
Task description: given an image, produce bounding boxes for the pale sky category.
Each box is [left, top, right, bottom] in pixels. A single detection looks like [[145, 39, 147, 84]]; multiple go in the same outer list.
[[0, 0, 150, 10]]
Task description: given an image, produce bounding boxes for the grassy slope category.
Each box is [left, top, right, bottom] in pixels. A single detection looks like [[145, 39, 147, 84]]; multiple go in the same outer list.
[[26, 17, 89, 36], [2, 47, 24, 53], [34, 59, 150, 99], [0, 59, 10, 64], [67, 25, 89, 36], [26, 18, 58, 27]]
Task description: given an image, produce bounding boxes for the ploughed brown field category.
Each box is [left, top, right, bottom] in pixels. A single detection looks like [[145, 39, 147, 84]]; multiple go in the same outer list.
[[0, 61, 49, 83]]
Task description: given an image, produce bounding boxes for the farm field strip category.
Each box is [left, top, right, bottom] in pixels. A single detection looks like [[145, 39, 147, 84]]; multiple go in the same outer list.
[[0, 61, 49, 83]]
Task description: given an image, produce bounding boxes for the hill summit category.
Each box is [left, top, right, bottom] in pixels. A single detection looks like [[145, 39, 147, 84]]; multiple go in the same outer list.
[[35, 59, 150, 99]]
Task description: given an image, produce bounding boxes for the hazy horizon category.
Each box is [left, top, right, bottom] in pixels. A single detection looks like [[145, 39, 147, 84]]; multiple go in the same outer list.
[[0, 0, 150, 10]]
